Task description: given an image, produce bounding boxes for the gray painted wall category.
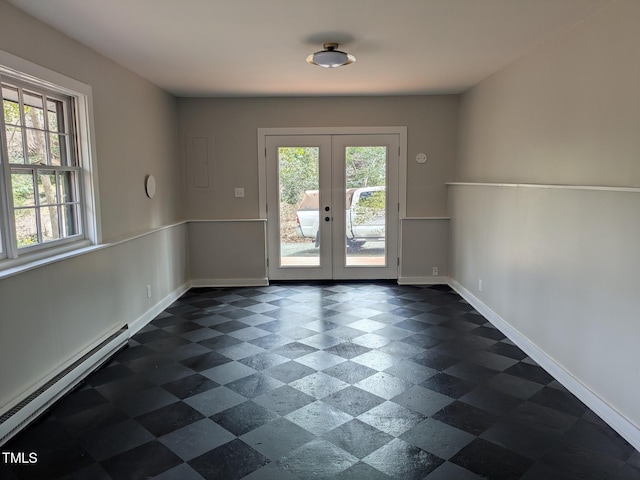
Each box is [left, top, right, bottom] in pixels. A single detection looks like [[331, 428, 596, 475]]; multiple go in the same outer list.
[[178, 96, 458, 281], [0, 2, 187, 412], [452, 0, 640, 432], [0, 1, 183, 241], [178, 95, 459, 219]]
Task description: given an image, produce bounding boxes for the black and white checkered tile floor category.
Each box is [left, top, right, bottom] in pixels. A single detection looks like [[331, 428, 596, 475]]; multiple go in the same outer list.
[[2, 282, 639, 479]]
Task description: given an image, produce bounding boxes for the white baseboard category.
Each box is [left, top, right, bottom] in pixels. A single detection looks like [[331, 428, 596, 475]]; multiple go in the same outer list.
[[190, 278, 269, 288], [398, 276, 449, 285], [128, 282, 190, 337], [0, 282, 190, 446], [0, 325, 129, 446], [449, 278, 640, 452]]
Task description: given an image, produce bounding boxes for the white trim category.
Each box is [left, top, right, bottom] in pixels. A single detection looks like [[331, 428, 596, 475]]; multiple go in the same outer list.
[[106, 220, 187, 245], [75, 81, 101, 245], [449, 278, 640, 452], [0, 240, 96, 280], [0, 219, 272, 280], [187, 218, 266, 223], [398, 276, 450, 285], [190, 278, 269, 287], [128, 282, 190, 337], [257, 133, 267, 219], [397, 129, 408, 220], [447, 182, 640, 194], [0, 221, 189, 280], [258, 126, 407, 136], [0, 50, 91, 98]]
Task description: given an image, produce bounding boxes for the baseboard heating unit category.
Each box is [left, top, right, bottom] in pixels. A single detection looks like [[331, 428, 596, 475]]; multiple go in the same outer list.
[[0, 325, 129, 446]]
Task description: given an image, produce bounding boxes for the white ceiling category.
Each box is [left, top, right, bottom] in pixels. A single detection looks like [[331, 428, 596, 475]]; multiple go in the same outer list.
[[8, 0, 613, 97]]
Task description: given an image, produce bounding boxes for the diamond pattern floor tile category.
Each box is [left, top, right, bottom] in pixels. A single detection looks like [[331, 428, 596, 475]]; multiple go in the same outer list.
[[1, 282, 637, 480]]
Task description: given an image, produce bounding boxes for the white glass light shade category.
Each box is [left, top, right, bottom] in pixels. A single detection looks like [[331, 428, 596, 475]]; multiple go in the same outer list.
[[306, 43, 356, 68]]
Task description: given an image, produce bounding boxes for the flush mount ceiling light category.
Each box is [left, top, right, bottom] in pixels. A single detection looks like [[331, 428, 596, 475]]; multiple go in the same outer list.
[[306, 43, 356, 68]]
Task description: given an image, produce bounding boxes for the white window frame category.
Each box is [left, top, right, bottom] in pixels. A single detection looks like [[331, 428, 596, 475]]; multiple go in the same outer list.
[[0, 50, 100, 269]]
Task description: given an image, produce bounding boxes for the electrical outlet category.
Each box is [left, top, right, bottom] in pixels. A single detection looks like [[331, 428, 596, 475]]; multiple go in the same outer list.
[[478, 279, 483, 292], [146, 285, 152, 299], [234, 187, 245, 198], [432, 267, 438, 276]]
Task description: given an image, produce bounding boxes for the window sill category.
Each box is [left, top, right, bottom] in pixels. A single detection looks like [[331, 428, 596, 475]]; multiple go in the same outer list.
[[0, 240, 105, 281], [0, 221, 189, 281]]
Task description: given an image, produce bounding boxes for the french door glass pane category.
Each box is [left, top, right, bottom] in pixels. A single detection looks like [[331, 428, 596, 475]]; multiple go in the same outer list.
[[344, 146, 387, 267], [278, 146, 320, 267]]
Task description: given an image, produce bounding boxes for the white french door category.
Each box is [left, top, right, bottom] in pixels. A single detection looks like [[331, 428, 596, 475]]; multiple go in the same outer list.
[[266, 135, 333, 280], [264, 131, 400, 281]]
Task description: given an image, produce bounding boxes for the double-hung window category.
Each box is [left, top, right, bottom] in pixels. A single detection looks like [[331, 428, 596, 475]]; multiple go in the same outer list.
[[0, 52, 98, 267], [1, 80, 81, 251]]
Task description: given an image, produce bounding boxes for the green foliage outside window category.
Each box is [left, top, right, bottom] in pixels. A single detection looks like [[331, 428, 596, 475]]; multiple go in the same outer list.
[[278, 147, 319, 205], [352, 190, 385, 225], [278, 146, 387, 206], [345, 146, 386, 189]]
